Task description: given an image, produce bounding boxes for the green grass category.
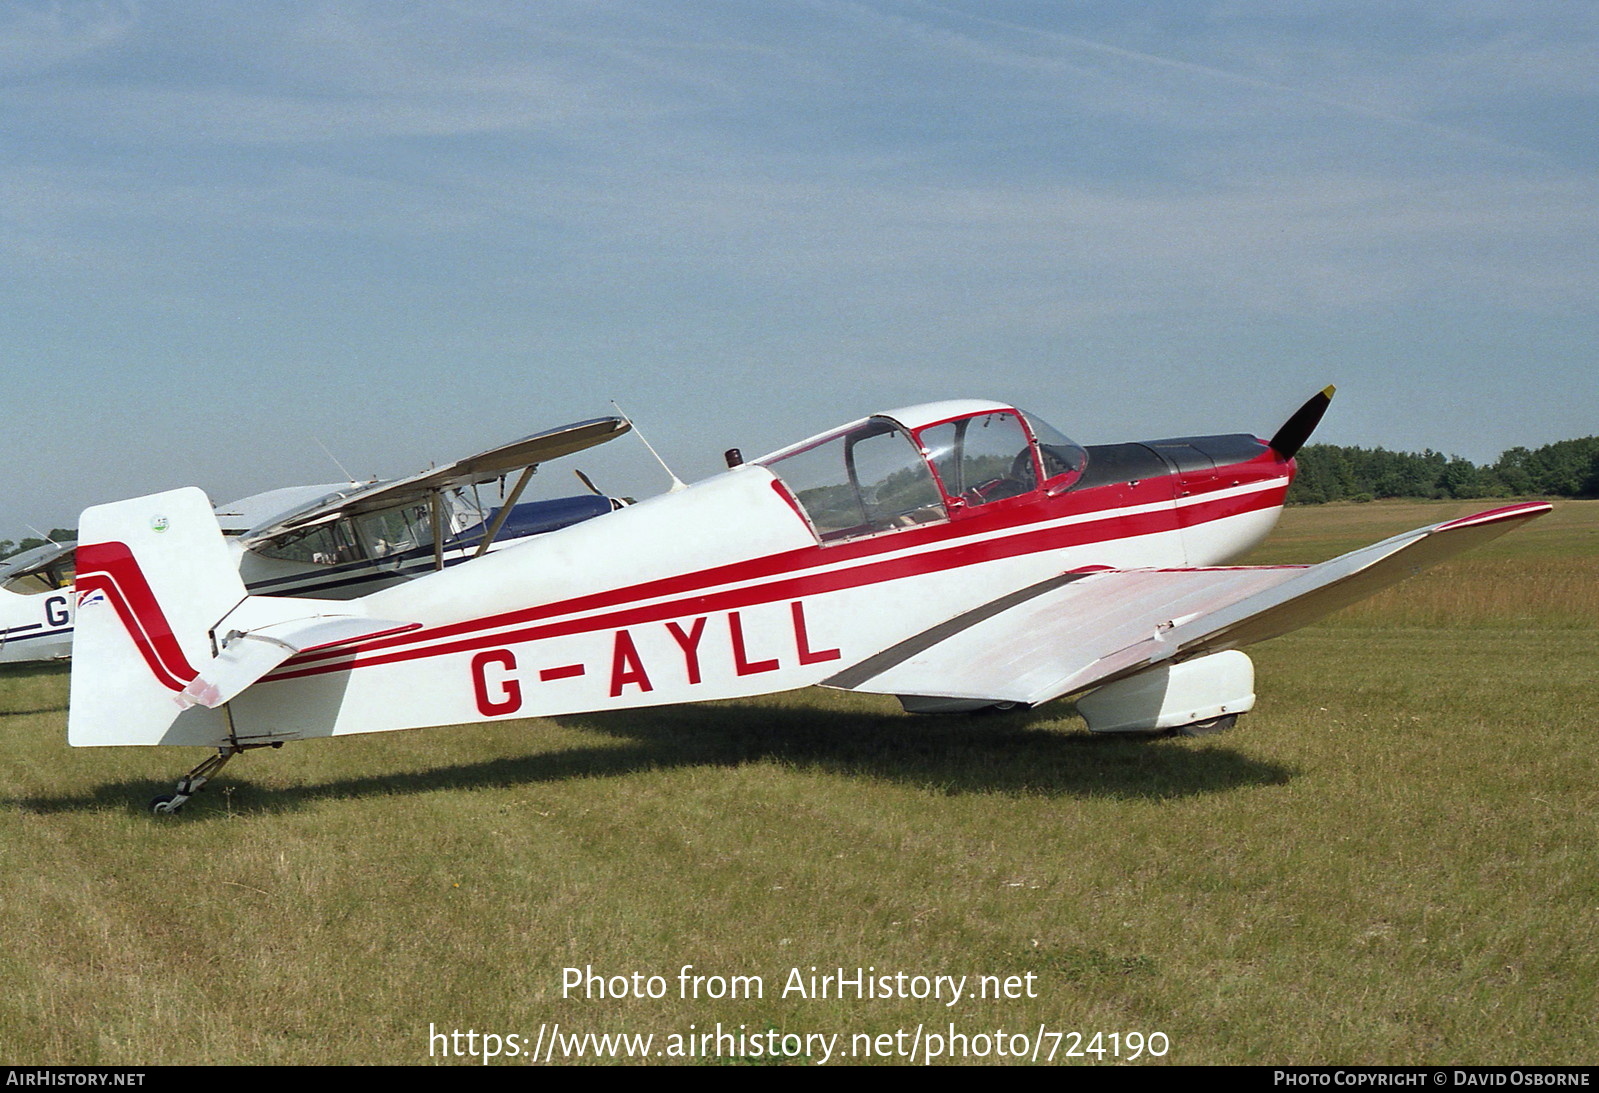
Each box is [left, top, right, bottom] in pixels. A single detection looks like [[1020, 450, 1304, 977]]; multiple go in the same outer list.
[[1, 500, 1594, 1065]]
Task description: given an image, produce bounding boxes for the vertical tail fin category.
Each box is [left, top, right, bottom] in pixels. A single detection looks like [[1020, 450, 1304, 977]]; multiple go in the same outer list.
[[68, 488, 243, 747]]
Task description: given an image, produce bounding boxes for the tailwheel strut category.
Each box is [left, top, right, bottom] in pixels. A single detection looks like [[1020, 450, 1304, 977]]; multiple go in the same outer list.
[[149, 745, 240, 816]]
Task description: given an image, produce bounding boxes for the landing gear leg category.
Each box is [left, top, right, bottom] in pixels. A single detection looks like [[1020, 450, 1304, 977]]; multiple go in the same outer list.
[[149, 746, 239, 815]]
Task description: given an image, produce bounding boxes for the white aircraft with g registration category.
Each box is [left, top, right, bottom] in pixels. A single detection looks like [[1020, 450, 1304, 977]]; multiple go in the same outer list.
[[0, 541, 78, 663], [64, 389, 1549, 813]]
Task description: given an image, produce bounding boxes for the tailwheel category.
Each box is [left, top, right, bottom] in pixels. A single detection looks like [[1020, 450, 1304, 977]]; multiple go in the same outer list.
[[148, 745, 240, 817]]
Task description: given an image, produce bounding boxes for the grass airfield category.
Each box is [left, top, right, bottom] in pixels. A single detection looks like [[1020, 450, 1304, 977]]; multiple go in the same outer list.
[[1, 500, 1593, 1065]]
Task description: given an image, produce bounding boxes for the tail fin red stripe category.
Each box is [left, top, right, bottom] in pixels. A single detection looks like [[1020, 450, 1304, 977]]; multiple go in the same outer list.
[[75, 542, 199, 691]]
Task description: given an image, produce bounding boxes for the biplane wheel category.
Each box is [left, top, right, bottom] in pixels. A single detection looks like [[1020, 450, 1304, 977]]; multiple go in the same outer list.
[[149, 794, 183, 816], [1173, 713, 1238, 737]]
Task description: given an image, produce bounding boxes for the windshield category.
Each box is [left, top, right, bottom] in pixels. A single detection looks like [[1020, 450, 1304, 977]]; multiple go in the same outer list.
[[1018, 409, 1088, 484]]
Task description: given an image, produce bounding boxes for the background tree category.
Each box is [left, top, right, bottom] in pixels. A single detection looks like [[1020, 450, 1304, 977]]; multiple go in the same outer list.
[[1288, 438, 1598, 504]]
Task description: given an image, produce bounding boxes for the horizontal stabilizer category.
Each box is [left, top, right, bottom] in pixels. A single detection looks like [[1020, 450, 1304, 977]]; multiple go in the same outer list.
[[827, 502, 1550, 707], [178, 616, 421, 710]]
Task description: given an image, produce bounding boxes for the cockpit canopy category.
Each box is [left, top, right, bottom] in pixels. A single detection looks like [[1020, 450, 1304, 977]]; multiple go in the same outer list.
[[759, 405, 1085, 543]]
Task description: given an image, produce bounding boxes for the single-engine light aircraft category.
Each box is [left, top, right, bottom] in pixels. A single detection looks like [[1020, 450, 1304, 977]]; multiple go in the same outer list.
[[2, 417, 630, 664], [65, 389, 1548, 813]]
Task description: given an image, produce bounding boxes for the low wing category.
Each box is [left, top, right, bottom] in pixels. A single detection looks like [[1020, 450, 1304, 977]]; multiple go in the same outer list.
[[239, 416, 631, 545], [826, 503, 1551, 707]]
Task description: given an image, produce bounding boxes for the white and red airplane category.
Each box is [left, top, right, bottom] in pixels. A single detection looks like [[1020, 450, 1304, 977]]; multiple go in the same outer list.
[[66, 389, 1548, 813]]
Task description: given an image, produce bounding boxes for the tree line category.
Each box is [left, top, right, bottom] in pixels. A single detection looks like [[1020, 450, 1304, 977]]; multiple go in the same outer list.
[[1288, 436, 1599, 504]]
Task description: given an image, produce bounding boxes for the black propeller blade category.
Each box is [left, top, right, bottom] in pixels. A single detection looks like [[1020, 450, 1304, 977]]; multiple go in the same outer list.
[[1268, 385, 1336, 459]]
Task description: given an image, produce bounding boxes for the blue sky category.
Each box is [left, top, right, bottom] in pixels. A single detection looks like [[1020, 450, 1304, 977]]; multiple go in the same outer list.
[[5, 1, 1596, 531]]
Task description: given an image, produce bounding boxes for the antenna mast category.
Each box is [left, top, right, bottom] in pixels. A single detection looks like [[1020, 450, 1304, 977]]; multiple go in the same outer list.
[[611, 401, 687, 492]]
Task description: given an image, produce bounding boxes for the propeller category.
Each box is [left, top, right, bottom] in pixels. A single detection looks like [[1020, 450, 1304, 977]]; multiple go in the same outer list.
[[1268, 385, 1336, 459], [573, 468, 635, 507]]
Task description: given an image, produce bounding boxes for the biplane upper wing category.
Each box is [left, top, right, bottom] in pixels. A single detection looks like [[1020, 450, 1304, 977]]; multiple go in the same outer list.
[[238, 416, 631, 545], [826, 503, 1551, 707]]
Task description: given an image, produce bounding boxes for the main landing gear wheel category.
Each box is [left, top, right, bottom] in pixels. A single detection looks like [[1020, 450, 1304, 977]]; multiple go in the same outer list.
[[149, 794, 183, 816], [1173, 713, 1239, 737]]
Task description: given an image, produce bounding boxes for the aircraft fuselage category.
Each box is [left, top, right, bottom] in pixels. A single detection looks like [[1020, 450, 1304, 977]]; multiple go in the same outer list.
[[168, 402, 1293, 746]]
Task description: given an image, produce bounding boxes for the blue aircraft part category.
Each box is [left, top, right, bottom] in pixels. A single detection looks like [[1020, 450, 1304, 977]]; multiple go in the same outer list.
[[463, 493, 617, 548]]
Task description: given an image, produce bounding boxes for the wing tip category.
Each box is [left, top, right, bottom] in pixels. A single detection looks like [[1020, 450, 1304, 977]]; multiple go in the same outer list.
[[1434, 502, 1553, 533]]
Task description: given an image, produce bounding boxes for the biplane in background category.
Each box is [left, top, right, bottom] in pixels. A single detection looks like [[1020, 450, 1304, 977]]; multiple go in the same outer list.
[[64, 389, 1548, 813], [1, 416, 630, 665]]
